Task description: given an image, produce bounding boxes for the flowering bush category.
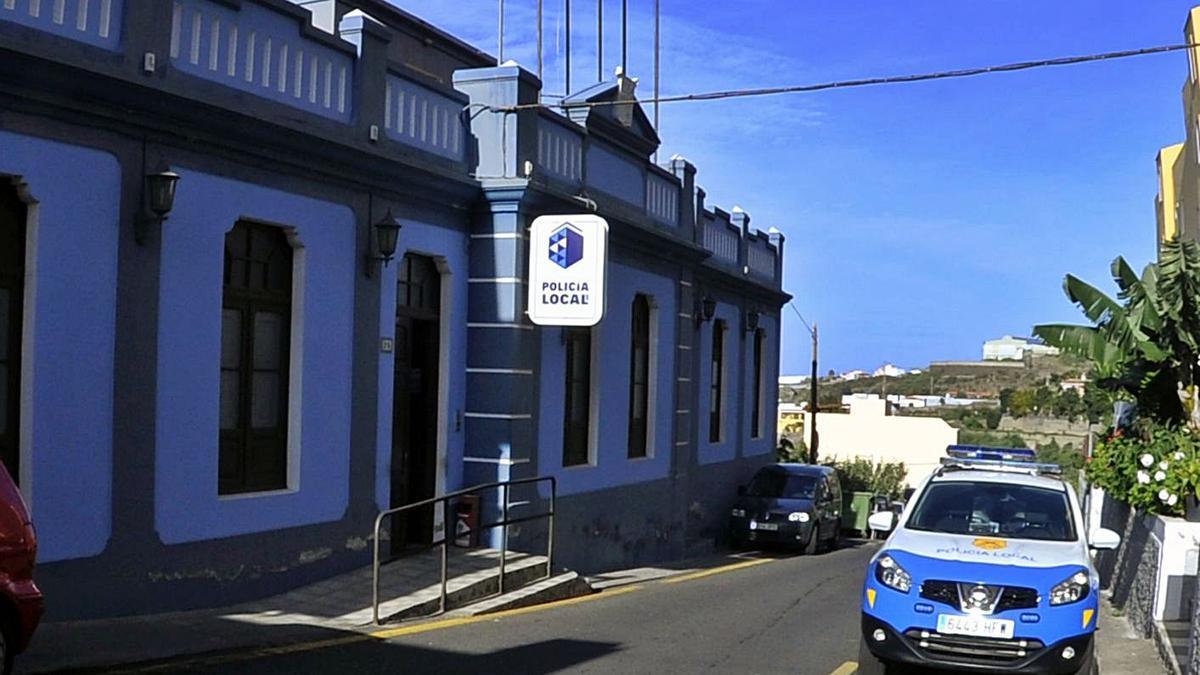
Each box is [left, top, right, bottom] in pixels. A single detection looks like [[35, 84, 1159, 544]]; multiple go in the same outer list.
[[1087, 424, 1200, 516]]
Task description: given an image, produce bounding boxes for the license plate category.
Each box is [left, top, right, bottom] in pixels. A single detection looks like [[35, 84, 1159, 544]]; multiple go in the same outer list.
[[748, 520, 779, 531], [936, 614, 1015, 639]]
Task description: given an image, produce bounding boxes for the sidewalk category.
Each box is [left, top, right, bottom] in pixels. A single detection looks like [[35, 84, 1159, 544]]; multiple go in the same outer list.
[[17, 548, 772, 674], [19, 547, 551, 674], [1097, 592, 1172, 674]]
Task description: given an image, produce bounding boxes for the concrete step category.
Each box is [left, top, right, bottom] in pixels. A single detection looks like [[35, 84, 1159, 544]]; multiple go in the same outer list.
[[379, 554, 550, 623], [462, 572, 594, 616]]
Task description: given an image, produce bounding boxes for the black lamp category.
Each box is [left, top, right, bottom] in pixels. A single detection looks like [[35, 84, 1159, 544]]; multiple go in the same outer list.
[[694, 294, 717, 328], [745, 307, 761, 332], [366, 209, 402, 278], [134, 163, 180, 245]]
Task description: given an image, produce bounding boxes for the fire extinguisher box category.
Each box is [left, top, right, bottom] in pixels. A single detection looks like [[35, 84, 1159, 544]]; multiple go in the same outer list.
[[454, 495, 480, 548]]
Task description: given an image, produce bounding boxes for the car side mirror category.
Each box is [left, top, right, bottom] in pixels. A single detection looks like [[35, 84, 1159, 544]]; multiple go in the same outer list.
[[737, 485, 746, 497], [868, 511, 895, 533], [1089, 527, 1121, 551]]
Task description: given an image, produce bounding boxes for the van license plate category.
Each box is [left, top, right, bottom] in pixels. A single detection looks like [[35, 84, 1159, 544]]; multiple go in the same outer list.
[[936, 614, 1014, 639], [748, 520, 778, 531]]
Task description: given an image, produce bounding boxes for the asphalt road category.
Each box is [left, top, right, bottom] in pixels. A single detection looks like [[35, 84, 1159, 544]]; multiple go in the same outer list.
[[172, 540, 881, 675]]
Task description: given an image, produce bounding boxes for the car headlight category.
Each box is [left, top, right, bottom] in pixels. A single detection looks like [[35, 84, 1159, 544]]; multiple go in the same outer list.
[[1049, 570, 1091, 606], [874, 554, 912, 593], [788, 512, 810, 523], [730, 508, 746, 518]]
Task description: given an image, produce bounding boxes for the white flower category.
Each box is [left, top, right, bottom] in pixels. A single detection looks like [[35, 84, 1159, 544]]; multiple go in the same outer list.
[[1160, 489, 1171, 501], [1176, 452, 1186, 461], [1170, 494, 1180, 506], [1161, 461, 1170, 470], [1142, 454, 1156, 467], [1138, 471, 1152, 484], [1156, 471, 1167, 481]]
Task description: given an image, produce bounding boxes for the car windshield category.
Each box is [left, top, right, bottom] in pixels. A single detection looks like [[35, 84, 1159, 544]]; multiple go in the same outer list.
[[746, 471, 818, 499], [906, 480, 1077, 542]]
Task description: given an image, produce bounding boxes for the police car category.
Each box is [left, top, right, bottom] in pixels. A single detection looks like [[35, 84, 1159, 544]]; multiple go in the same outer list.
[[858, 446, 1121, 674]]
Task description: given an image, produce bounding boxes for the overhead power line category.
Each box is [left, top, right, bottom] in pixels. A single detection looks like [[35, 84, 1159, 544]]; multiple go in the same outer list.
[[491, 42, 1198, 113], [787, 301, 813, 336]]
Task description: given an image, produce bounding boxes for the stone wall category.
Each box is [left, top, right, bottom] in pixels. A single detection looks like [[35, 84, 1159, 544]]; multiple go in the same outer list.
[[1189, 577, 1200, 674], [996, 415, 1092, 448], [1128, 532, 1163, 639]]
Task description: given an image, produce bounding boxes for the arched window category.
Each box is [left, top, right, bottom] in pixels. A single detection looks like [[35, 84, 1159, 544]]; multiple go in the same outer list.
[[709, 319, 726, 443], [752, 328, 766, 439], [627, 295, 651, 458], [219, 221, 293, 495], [562, 327, 592, 467], [0, 181, 26, 482]]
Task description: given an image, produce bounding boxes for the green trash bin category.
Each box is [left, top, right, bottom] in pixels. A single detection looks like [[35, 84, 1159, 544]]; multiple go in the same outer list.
[[842, 491, 874, 534]]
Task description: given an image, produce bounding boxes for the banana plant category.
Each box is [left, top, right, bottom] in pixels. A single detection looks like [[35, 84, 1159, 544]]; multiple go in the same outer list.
[[1034, 239, 1200, 426]]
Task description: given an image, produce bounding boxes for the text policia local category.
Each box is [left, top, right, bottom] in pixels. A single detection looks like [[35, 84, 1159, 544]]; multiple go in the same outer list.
[[541, 281, 591, 305]]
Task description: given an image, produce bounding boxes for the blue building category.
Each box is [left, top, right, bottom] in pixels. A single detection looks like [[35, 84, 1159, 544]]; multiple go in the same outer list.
[[0, 0, 788, 619]]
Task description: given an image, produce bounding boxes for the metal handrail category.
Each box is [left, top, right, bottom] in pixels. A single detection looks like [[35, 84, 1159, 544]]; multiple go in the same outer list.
[[371, 475, 556, 625]]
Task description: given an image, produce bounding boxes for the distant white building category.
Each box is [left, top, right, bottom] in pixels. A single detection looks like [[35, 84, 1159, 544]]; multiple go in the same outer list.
[[840, 370, 869, 381], [778, 375, 811, 386], [841, 392, 994, 410], [806, 398, 959, 486], [873, 363, 908, 378], [983, 335, 1060, 361]]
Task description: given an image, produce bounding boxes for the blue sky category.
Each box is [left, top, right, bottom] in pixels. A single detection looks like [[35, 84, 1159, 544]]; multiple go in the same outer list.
[[392, 0, 1196, 374]]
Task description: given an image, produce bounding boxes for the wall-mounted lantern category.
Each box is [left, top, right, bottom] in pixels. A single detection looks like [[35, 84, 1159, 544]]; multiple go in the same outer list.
[[694, 294, 716, 328], [134, 163, 180, 245], [745, 307, 760, 332], [365, 209, 402, 278]]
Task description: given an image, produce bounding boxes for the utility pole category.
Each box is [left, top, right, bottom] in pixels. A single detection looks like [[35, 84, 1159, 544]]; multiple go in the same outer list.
[[498, 0, 505, 65], [809, 323, 819, 464], [596, 0, 603, 82], [564, 0, 572, 97]]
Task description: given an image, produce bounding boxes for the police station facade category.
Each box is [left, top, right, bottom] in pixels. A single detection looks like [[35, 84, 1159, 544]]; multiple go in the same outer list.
[[0, 0, 788, 618]]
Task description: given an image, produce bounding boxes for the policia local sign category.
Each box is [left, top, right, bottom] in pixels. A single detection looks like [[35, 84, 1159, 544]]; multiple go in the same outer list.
[[528, 214, 609, 326]]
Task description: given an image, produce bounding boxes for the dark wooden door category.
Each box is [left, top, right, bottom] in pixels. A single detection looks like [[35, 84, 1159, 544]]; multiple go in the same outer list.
[[390, 255, 441, 553], [0, 181, 25, 484]]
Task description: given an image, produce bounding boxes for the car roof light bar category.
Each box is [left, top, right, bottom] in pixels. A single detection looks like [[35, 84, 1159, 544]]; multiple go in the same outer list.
[[946, 445, 1038, 462], [938, 456, 1063, 478]]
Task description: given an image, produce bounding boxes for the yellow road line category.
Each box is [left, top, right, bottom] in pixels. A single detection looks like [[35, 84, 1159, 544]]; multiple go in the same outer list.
[[113, 585, 644, 673], [118, 554, 782, 673], [662, 557, 773, 584], [829, 661, 858, 675], [369, 584, 642, 639]]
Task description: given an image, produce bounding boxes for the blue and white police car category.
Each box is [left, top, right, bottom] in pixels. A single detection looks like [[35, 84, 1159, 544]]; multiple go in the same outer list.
[[858, 446, 1121, 674]]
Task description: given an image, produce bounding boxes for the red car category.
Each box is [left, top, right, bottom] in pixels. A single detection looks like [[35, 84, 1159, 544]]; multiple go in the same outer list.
[[0, 465, 42, 674]]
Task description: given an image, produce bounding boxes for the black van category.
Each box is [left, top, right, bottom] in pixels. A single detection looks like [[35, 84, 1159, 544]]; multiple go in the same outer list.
[[729, 464, 842, 553]]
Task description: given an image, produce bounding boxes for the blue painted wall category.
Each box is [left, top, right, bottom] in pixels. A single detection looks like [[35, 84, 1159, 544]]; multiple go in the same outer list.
[[155, 169, 355, 544], [0, 0, 124, 51], [536, 261, 675, 495], [168, 0, 355, 123], [373, 220, 470, 511], [586, 142, 645, 207], [697, 301, 742, 465], [0, 131, 119, 562]]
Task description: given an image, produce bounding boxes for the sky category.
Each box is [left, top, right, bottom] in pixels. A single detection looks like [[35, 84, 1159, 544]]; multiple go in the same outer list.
[[390, 0, 1197, 375]]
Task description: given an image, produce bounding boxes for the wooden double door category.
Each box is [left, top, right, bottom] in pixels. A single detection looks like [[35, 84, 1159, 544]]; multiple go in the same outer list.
[[390, 254, 441, 552]]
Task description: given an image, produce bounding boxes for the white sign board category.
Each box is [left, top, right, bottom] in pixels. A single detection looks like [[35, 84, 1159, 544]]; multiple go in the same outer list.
[[527, 214, 609, 326]]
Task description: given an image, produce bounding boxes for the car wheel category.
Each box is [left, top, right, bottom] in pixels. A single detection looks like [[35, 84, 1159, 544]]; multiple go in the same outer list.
[[803, 525, 819, 555], [857, 636, 892, 675]]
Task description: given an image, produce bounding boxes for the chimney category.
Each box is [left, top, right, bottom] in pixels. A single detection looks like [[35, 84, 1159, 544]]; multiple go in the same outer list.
[[614, 66, 638, 128]]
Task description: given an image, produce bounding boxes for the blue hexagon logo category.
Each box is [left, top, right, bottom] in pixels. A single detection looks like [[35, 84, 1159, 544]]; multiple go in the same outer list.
[[549, 224, 584, 269]]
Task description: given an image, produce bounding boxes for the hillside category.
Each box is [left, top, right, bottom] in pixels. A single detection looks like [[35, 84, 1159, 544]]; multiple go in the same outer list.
[[779, 354, 1090, 407]]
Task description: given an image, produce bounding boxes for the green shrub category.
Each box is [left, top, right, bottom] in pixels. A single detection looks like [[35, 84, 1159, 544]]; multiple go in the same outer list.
[[823, 457, 907, 499]]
